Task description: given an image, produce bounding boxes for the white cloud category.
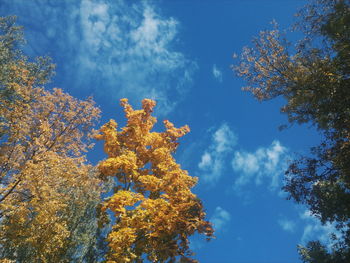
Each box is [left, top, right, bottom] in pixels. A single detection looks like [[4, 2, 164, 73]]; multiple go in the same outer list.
[[210, 206, 231, 232], [198, 123, 237, 184], [278, 218, 296, 233], [232, 140, 289, 191], [233, 152, 260, 175], [1, 0, 196, 115], [213, 123, 237, 153], [212, 64, 223, 82], [77, 0, 197, 114], [198, 152, 212, 170], [299, 210, 341, 248]]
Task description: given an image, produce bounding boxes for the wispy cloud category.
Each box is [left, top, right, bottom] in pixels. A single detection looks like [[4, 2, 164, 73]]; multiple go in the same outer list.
[[210, 206, 231, 232], [78, 0, 197, 113], [232, 140, 289, 191], [278, 218, 296, 233], [299, 210, 341, 248], [212, 64, 223, 82], [198, 123, 237, 184], [1, 0, 196, 114]]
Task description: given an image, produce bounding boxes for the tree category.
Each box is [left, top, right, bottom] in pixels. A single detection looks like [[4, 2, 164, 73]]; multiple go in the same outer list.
[[95, 98, 214, 263], [0, 16, 108, 262], [0, 16, 54, 139], [233, 0, 350, 261]]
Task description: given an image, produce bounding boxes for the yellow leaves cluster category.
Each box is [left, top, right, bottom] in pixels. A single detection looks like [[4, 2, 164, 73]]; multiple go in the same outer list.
[[104, 190, 144, 216], [0, 65, 102, 261], [99, 150, 139, 179], [96, 98, 213, 262], [108, 227, 138, 262], [0, 16, 107, 261], [233, 25, 292, 101]]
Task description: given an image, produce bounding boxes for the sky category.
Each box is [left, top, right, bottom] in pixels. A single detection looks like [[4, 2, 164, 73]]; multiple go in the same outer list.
[[0, 0, 334, 262]]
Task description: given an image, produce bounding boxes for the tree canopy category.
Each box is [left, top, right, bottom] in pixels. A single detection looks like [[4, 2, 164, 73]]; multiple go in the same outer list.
[[95, 98, 214, 263], [0, 16, 213, 263], [0, 16, 108, 262], [233, 0, 350, 261]]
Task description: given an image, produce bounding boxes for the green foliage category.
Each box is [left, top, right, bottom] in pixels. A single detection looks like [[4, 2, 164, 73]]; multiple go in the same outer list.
[[233, 0, 350, 261], [298, 240, 349, 263]]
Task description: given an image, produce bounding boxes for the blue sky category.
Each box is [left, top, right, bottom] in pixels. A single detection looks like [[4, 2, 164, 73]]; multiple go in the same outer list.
[[0, 0, 334, 262]]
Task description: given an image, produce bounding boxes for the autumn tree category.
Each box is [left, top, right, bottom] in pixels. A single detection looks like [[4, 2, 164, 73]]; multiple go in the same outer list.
[[95, 98, 214, 262], [233, 0, 350, 261], [0, 16, 108, 262], [0, 16, 54, 138]]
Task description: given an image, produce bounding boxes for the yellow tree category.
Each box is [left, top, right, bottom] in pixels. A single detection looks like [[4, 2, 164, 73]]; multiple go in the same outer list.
[[0, 81, 103, 262], [0, 16, 106, 262], [0, 16, 54, 138], [95, 98, 214, 263]]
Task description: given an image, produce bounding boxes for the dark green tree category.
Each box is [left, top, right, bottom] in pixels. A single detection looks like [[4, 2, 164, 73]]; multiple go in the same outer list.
[[233, 0, 350, 261]]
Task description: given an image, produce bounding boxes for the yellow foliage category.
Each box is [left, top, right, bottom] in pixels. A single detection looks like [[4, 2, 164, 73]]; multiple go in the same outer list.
[[96, 98, 213, 262], [0, 63, 102, 261]]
